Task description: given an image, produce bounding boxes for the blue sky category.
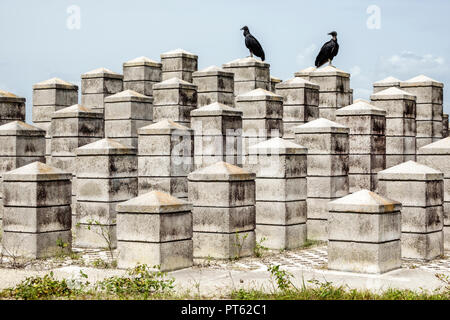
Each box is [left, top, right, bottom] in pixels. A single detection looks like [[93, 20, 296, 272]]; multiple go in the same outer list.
[[1, 0, 450, 123]]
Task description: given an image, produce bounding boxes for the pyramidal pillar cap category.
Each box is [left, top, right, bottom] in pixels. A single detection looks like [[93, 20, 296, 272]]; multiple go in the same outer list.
[[160, 48, 198, 59], [293, 118, 349, 134], [123, 56, 162, 68], [33, 77, 78, 90], [117, 190, 192, 214], [378, 160, 443, 181], [336, 100, 386, 116], [236, 88, 283, 102], [0, 90, 26, 103], [370, 87, 416, 101], [275, 77, 320, 90], [0, 121, 45, 136], [138, 119, 193, 135], [75, 138, 136, 156], [188, 161, 255, 181], [3, 162, 72, 182], [401, 75, 444, 88], [417, 137, 450, 155], [81, 68, 123, 79], [249, 137, 307, 155], [328, 189, 401, 213], [373, 76, 401, 87]]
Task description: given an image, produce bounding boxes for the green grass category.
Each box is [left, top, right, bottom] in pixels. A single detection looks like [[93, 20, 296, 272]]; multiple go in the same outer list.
[[0, 264, 449, 300]]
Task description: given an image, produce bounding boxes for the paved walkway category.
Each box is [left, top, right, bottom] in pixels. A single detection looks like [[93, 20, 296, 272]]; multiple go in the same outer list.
[[0, 244, 449, 296]]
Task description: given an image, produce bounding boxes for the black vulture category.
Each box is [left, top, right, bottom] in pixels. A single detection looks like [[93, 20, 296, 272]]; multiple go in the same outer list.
[[240, 26, 265, 61], [315, 31, 339, 68]]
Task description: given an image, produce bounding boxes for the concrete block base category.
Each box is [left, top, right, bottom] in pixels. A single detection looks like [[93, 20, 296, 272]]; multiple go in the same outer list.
[[401, 231, 444, 260], [74, 223, 117, 249], [306, 219, 328, 241], [193, 231, 255, 259], [2, 230, 71, 259], [328, 240, 401, 274], [256, 223, 306, 250], [117, 239, 193, 271]]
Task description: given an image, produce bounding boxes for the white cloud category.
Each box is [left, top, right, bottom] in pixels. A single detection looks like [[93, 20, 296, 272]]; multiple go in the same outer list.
[[296, 44, 317, 68], [377, 51, 447, 79]]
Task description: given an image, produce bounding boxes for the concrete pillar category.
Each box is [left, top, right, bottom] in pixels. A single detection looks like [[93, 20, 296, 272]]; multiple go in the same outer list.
[[249, 138, 307, 249], [222, 57, 270, 97], [372, 76, 401, 94], [336, 100, 386, 192], [305, 66, 352, 121], [2, 162, 72, 259], [417, 137, 450, 250], [50, 104, 104, 225], [370, 87, 417, 168], [74, 138, 137, 249], [191, 102, 242, 169], [161, 49, 198, 83], [117, 190, 193, 271], [328, 189, 401, 274], [401, 75, 444, 147], [275, 77, 320, 140], [294, 118, 349, 241], [443, 113, 448, 138], [378, 161, 444, 260], [104, 90, 153, 148], [152, 78, 197, 127], [188, 161, 256, 259], [32, 78, 78, 162], [235, 88, 283, 170], [0, 90, 25, 125], [137, 119, 194, 199], [123, 56, 162, 97], [81, 68, 123, 114], [0, 121, 45, 230], [192, 66, 234, 107], [270, 76, 281, 93]]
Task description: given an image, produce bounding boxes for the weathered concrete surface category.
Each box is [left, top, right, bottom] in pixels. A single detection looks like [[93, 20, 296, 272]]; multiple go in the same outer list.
[[275, 77, 319, 140], [153, 77, 198, 126], [294, 118, 349, 240], [297, 66, 352, 121], [328, 190, 402, 274], [417, 138, 450, 250], [104, 90, 153, 148], [81, 68, 123, 114], [400, 75, 444, 147], [378, 161, 444, 260], [116, 190, 193, 271], [74, 138, 137, 249], [188, 162, 256, 259], [370, 87, 417, 168], [336, 99, 386, 192], [222, 57, 270, 97], [236, 88, 283, 168], [191, 103, 242, 169], [138, 119, 193, 199], [32, 78, 79, 161], [123, 56, 162, 96], [373, 76, 401, 94], [161, 49, 198, 83], [192, 66, 234, 107], [2, 162, 72, 259], [0, 90, 26, 125], [249, 137, 307, 249]]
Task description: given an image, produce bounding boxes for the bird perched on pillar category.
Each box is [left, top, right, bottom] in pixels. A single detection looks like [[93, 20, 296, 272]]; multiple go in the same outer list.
[[315, 31, 339, 68], [240, 26, 265, 61]]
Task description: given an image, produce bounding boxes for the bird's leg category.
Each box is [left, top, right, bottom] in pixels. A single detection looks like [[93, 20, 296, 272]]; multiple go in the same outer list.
[[249, 51, 253, 58], [328, 59, 334, 67]]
